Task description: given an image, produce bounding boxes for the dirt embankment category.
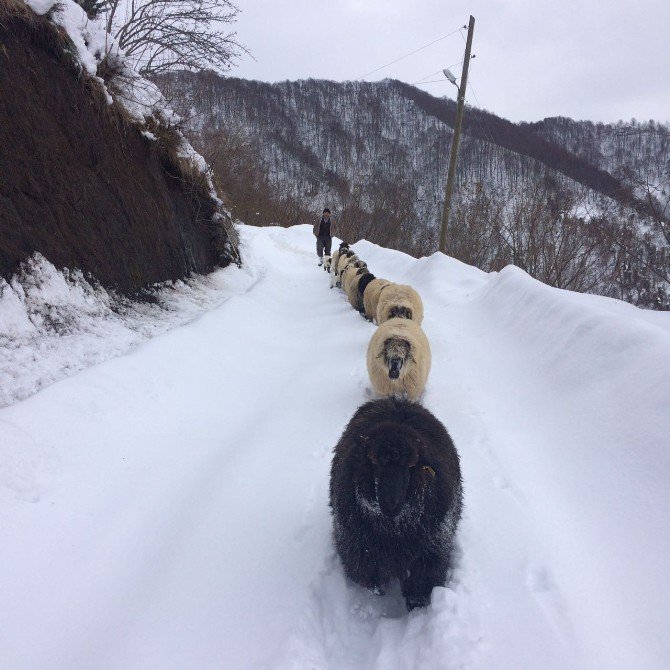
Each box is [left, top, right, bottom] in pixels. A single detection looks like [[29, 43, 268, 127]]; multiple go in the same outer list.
[[0, 1, 235, 293]]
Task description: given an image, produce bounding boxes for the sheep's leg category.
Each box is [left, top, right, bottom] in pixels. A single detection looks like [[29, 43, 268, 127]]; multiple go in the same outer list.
[[347, 552, 390, 595], [337, 536, 390, 594], [401, 551, 449, 610]]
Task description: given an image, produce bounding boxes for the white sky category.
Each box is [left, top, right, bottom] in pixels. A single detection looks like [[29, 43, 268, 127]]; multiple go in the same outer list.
[[230, 0, 670, 124]]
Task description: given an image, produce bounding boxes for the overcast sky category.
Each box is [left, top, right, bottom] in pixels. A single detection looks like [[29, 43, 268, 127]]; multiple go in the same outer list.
[[230, 0, 670, 124]]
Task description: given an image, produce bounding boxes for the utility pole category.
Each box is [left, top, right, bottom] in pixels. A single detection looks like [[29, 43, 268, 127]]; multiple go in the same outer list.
[[438, 15, 475, 254]]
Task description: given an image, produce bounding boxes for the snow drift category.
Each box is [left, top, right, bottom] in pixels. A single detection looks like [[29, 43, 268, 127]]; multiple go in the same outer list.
[[1, 225, 669, 669], [0, 253, 255, 407]]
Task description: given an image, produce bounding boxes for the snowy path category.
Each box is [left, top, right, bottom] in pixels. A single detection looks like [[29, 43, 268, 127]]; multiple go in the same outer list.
[[1, 225, 670, 669]]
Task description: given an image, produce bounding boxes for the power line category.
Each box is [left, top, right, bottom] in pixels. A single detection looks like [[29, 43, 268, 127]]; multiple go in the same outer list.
[[412, 60, 463, 85], [415, 79, 454, 85], [413, 69, 445, 84], [467, 81, 483, 109], [358, 28, 462, 80], [409, 26, 495, 153]]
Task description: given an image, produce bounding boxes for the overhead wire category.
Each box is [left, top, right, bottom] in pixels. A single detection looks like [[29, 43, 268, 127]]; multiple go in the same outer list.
[[354, 21, 496, 149], [415, 79, 456, 85], [413, 68, 445, 83], [412, 60, 463, 85], [358, 28, 462, 80], [464, 79, 499, 148]]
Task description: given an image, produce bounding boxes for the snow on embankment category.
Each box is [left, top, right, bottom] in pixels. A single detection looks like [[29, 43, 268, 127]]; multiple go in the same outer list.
[[1, 0, 238, 294], [357, 238, 670, 668], [0, 253, 255, 407]]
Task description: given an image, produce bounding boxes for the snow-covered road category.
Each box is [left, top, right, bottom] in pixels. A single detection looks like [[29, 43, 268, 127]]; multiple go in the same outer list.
[[1, 225, 669, 669]]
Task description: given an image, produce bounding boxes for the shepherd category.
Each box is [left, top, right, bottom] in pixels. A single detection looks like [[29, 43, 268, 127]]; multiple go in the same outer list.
[[314, 208, 334, 266]]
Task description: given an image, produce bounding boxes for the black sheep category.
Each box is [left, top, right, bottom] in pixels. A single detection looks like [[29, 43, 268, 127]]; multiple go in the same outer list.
[[356, 272, 376, 314], [329, 397, 462, 610]]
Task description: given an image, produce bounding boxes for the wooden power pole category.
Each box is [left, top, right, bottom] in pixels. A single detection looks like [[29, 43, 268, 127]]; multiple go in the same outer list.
[[438, 15, 475, 254]]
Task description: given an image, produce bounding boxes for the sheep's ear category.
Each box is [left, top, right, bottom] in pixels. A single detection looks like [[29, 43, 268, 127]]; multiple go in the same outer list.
[[421, 465, 436, 478], [408, 436, 422, 467]]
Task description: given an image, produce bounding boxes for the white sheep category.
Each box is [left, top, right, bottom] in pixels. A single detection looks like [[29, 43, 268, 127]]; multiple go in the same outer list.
[[336, 250, 355, 276], [376, 284, 424, 325], [366, 317, 431, 401], [333, 251, 356, 287], [329, 250, 341, 287], [341, 265, 366, 295], [363, 278, 392, 322]]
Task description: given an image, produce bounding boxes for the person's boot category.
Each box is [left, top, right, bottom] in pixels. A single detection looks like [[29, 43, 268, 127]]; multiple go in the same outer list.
[[318, 257, 323, 266]]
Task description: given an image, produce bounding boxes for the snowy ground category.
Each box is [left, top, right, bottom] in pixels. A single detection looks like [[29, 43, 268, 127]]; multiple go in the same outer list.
[[1, 224, 669, 669], [0, 254, 253, 407]]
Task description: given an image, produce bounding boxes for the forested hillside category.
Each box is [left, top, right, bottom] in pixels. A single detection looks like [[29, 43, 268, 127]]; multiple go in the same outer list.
[[158, 72, 670, 309], [524, 117, 670, 190]]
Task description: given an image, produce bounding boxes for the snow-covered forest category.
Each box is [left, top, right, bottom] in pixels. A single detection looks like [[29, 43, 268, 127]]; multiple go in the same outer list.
[[160, 73, 670, 309]]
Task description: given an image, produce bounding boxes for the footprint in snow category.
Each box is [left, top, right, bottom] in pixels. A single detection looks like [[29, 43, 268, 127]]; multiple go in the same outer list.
[[526, 564, 573, 642]]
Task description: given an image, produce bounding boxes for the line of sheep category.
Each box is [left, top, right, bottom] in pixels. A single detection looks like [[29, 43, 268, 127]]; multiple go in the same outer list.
[[325, 242, 431, 401], [321, 241, 463, 612]]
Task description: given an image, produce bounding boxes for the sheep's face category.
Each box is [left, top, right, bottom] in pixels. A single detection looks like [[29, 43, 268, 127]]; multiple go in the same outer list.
[[388, 305, 413, 320], [382, 336, 412, 380], [364, 424, 420, 518]]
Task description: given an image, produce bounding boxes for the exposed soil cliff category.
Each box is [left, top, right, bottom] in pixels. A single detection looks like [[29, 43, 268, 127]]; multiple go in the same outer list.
[[0, 0, 237, 293]]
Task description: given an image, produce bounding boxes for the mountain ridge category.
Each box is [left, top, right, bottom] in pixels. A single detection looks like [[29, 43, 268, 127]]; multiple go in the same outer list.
[[157, 71, 669, 307], [159, 71, 667, 217]]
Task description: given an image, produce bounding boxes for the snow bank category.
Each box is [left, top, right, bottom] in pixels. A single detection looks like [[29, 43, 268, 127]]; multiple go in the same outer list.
[[355, 236, 670, 669], [0, 252, 255, 407], [455, 265, 670, 670]]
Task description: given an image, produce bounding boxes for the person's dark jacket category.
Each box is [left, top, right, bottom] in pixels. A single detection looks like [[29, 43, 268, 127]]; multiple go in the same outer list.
[[313, 217, 334, 238]]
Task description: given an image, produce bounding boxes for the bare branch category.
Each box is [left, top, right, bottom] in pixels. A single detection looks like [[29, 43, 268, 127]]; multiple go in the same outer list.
[[102, 0, 248, 78]]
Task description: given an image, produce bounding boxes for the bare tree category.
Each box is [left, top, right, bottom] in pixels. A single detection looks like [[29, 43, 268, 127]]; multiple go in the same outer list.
[[102, 0, 246, 77], [191, 126, 311, 228], [637, 167, 670, 246], [337, 170, 426, 254], [448, 181, 510, 270]]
